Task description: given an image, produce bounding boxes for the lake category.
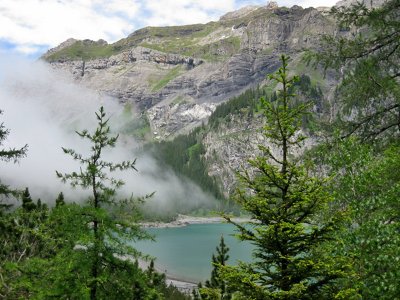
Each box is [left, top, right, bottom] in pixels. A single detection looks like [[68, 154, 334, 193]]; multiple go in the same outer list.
[[132, 223, 253, 283]]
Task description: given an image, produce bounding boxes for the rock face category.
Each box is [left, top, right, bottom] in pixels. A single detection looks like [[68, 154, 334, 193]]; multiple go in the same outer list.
[[148, 103, 216, 139], [44, 4, 337, 138], [240, 6, 334, 53], [203, 99, 320, 196], [335, 0, 388, 8], [204, 114, 265, 195]]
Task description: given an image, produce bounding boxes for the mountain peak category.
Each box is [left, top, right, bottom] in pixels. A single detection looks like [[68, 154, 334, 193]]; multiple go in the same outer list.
[[42, 38, 78, 59], [219, 5, 262, 21]]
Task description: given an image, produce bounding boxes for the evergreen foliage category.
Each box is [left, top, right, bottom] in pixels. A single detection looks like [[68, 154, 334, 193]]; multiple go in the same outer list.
[[52, 106, 159, 299], [219, 55, 354, 299], [55, 192, 65, 207], [0, 200, 49, 297], [0, 109, 27, 209], [199, 235, 232, 300], [2, 2, 400, 296], [21, 187, 36, 212], [311, 0, 400, 138], [314, 137, 400, 299], [148, 74, 325, 213], [208, 88, 261, 129], [150, 126, 224, 202], [0, 107, 189, 299], [305, 1, 400, 296]]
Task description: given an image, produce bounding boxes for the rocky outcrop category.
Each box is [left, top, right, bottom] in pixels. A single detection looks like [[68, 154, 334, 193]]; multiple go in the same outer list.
[[240, 6, 335, 53], [203, 113, 265, 195], [335, 0, 388, 8], [148, 102, 216, 139], [42, 38, 78, 59], [45, 4, 338, 143], [220, 5, 262, 21], [42, 3, 344, 196], [49, 46, 202, 76]]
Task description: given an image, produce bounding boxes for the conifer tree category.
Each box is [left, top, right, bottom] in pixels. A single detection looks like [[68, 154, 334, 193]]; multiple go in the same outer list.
[[21, 187, 36, 212], [220, 55, 354, 299], [56, 106, 158, 299], [201, 235, 231, 300], [55, 192, 65, 207], [0, 109, 27, 210], [206, 235, 230, 288], [311, 0, 400, 138]]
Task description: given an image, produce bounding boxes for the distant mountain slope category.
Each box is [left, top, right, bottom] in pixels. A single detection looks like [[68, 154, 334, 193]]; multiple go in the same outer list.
[[43, 4, 337, 139]]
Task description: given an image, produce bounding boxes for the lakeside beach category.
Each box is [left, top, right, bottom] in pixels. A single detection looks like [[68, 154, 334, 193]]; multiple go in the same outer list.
[[141, 214, 252, 228]]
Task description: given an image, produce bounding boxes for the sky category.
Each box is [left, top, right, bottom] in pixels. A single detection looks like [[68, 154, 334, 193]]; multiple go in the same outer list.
[[0, 0, 338, 59]]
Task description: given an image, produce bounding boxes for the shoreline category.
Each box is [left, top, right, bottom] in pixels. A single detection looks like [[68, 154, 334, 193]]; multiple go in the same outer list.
[[138, 214, 252, 291], [137, 258, 198, 292], [141, 214, 251, 228]]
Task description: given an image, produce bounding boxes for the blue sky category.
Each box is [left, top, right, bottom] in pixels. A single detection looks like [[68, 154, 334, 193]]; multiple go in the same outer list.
[[0, 0, 338, 59]]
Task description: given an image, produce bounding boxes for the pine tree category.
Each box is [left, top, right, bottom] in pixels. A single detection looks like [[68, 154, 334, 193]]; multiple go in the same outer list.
[[55, 106, 159, 299], [220, 55, 354, 299]]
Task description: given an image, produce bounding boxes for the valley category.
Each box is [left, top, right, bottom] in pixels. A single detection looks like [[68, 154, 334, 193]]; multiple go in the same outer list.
[[1, 0, 398, 298]]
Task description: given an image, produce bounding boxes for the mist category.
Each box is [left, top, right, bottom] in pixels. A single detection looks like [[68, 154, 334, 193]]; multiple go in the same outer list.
[[0, 55, 216, 215]]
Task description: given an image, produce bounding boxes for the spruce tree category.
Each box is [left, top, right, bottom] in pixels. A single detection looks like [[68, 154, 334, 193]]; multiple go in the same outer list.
[[55, 192, 65, 207], [201, 235, 231, 300], [207, 236, 230, 288], [21, 187, 36, 212], [220, 55, 354, 299]]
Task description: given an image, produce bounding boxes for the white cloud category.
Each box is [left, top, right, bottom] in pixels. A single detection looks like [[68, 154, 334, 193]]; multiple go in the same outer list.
[[142, 0, 235, 27], [0, 56, 216, 211], [0, 0, 137, 49], [295, 0, 337, 8], [14, 44, 42, 55], [96, 0, 141, 18], [0, 0, 338, 57]]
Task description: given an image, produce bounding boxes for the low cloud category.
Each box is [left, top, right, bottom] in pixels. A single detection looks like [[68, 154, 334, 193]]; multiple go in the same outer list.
[[0, 55, 215, 214]]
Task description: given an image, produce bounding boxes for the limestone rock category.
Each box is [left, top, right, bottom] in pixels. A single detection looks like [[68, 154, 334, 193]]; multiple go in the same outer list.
[[43, 4, 339, 145], [335, 0, 388, 8]]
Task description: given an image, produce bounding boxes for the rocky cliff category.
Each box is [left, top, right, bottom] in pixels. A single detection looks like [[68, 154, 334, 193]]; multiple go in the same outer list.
[[43, 3, 344, 197], [43, 4, 337, 139]]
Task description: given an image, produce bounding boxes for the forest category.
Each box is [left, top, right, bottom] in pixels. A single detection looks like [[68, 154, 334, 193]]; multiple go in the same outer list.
[[1, 1, 399, 299]]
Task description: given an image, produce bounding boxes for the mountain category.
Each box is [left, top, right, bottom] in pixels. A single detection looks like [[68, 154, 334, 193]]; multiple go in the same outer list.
[[43, 2, 348, 199], [43, 3, 337, 139]]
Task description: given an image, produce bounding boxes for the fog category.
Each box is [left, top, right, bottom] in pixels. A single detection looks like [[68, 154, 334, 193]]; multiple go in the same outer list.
[[0, 55, 216, 214]]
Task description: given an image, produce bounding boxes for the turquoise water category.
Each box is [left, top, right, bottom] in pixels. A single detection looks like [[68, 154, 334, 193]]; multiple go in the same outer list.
[[132, 223, 253, 283]]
